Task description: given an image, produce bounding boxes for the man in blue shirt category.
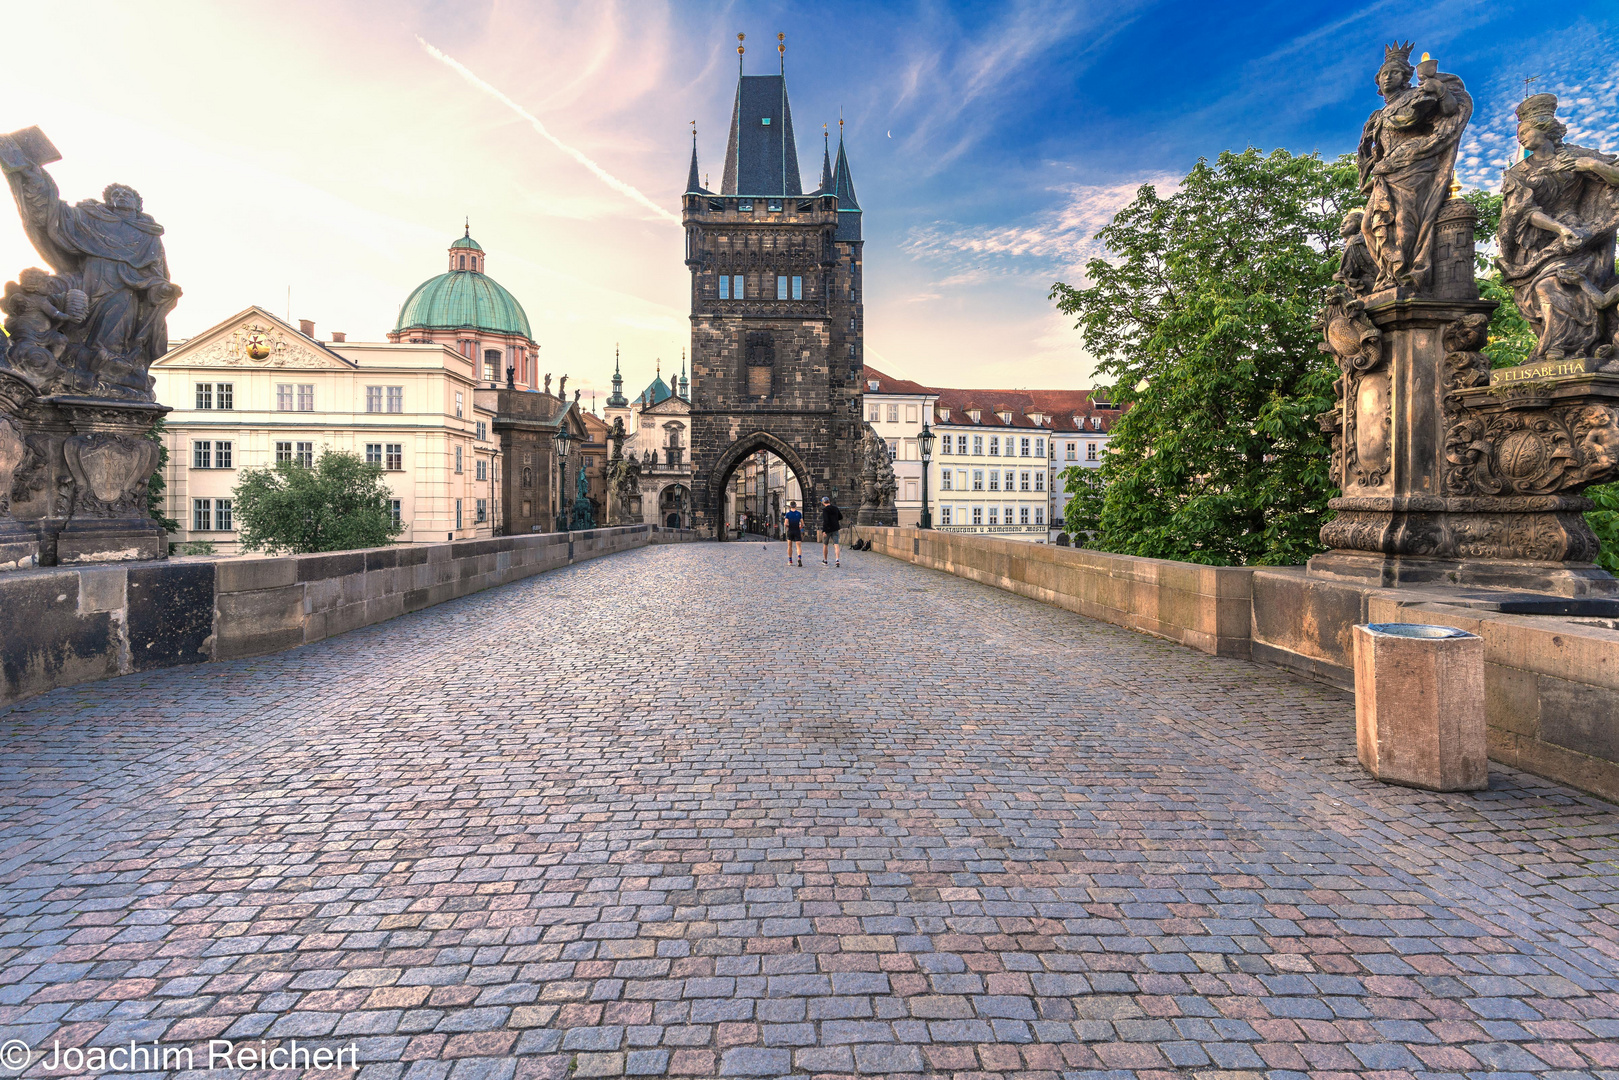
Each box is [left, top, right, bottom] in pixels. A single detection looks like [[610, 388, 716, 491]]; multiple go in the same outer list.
[[783, 501, 803, 567]]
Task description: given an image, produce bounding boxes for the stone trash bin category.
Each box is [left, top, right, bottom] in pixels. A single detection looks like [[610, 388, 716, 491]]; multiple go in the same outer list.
[[1352, 623, 1487, 792]]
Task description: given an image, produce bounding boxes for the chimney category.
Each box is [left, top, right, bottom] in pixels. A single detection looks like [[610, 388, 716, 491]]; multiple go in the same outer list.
[[331, 331, 346, 343], [298, 319, 315, 337]]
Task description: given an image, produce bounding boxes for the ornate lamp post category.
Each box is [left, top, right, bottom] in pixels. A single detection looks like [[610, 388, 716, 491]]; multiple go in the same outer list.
[[552, 423, 574, 532], [917, 419, 936, 529]]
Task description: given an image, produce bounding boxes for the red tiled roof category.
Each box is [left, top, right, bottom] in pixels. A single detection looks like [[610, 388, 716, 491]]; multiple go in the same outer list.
[[860, 365, 1123, 433], [860, 364, 935, 397]]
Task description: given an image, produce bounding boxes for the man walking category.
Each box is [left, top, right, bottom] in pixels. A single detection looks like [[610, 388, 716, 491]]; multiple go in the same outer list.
[[820, 495, 843, 567], [783, 501, 804, 567]]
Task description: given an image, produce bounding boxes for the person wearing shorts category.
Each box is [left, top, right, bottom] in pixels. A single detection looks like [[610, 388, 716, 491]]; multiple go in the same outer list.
[[820, 495, 843, 567], [783, 501, 803, 566]]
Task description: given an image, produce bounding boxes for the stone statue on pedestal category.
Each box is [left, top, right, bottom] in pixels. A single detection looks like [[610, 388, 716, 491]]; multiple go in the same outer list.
[[1357, 44, 1472, 295], [1314, 49, 1619, 596], [0, 127, 177, 568], [1496, 94, 1619, 364], [605, 416, 641, 526], [856, 426, 897, 527]]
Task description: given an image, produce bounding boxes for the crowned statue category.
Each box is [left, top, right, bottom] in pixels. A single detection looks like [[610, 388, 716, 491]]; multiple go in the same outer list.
[[1496, 93, 1619, 363], [1356, 42, 1472, 295]]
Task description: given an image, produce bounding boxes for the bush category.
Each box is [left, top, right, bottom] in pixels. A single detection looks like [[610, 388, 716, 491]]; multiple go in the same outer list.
[[233, 449, 404, 555], [171, 540, 217, 556]]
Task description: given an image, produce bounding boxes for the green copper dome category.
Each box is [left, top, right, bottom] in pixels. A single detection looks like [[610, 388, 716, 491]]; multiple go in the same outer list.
[[395, 268, 531, 338], [450, 233, 483, 250]]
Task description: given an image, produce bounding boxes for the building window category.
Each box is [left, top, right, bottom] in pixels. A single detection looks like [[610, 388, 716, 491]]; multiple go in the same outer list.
[[972, 470, 984, 491], [387, 386, 403, 413], [887, 404, 898, 423], [956, 435, 967, 455], [476, 421, 488, 441], [217, 441, 232, 469], [192, 441, 211, 469], [848, 344, 855, 358], [940, 506, 952, 525], [1034, 438, 1044, 458], [1035, 506, 1044, 525], [990, 470, 1001, 491], [276, 441, 292, 464], [485, 349, 501, 382], [192, 499, 211, 532], [297, 384, 314, 411], [1087, 442, 1098, 461], [792, 276, 802, 300], [989, 436, 999, 456], [733, 275, 745, 299], [389, 499, 402, 527], [885, 439, 898, 460], [297, 442, 313, 468], [215, 499, 233, 531], [476, 498, 487, 523], [455, 499, 463, 530], [366, 443, 383, 466], [386, 443, 403, 471], [195, 384, 212, 410], [972, 435, 983, 455], [1005, 504, 1015, 524], [941, 469, 953, 491], [940, 435, 952, 455], [1035, 471, 1045, 491], [455, 446, 464, 474], [455, 391, 464, 418], [777, 275, 788, 299], [476, 459, 487, 481], [988, 505, 999, 526], [366, 386, 383, 413], [719, 275, 729, 299], [868, 405, 880, 422], [1020, 471, 1031, 492], [1067, 441, 1077, 461], [276, 384, 293, 411], [972, 505, 983, 525], [1020, 506, 1030, 525], [1020, 437, 1031, 457]]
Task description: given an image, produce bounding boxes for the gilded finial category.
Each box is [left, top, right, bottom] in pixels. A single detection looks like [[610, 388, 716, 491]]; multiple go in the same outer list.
[[1449, 173, 1461, 198], [778, 32, 785, 73], [1421, 52, 1431, 62], [737, 32, 744, 55]]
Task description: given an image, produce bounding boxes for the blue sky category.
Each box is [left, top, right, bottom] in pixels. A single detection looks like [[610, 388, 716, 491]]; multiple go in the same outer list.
[[1, 0, 1615, 397]]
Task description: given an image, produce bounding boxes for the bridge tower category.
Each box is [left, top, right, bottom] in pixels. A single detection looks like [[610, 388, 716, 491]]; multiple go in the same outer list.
[[683, 38, 868, 537]]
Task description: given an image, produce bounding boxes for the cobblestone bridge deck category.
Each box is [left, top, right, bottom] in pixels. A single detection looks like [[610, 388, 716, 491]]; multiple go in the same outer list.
[[2, 542, 1619, 1080]]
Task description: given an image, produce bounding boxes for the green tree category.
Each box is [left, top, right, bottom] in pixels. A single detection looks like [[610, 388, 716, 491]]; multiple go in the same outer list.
[[1050, 148, 1359, 566], [145, 418, 179, 533], [233, 449, 403, 555]]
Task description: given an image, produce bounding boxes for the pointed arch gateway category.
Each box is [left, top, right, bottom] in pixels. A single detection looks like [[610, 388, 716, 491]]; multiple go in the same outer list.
[[708, 432, 815, 541]]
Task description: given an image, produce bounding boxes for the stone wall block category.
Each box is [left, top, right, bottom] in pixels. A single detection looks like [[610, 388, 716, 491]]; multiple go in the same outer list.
[[1354, 623, 1487, 791], [214, 584, 306, 660]]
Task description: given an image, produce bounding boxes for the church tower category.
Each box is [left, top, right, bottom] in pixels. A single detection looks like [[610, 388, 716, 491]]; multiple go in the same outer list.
[[683, 33, 870, 536]]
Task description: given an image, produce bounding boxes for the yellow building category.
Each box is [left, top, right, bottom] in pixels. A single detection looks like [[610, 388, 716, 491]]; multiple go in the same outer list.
[[152, 307, 499, 553]]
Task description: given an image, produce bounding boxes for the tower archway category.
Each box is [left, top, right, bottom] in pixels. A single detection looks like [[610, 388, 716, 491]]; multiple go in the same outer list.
[[708, 432, 816, 540]]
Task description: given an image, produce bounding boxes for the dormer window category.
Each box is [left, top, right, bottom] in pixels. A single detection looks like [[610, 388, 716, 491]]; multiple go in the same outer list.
[[867, 380, 879, 392], [1093, 416, 1104, 430], [937, 407, 950, 421], [968, 409, 981, 423], [998, 411, 1012, 424]]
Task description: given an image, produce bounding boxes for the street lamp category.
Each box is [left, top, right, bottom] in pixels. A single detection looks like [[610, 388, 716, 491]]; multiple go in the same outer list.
[[917, 419, 935, 529], [553, 423, 574, 532]]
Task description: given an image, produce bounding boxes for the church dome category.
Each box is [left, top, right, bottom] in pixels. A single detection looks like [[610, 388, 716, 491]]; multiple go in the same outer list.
[[394, 229, 530, 339], [639, 373, 673, 406]]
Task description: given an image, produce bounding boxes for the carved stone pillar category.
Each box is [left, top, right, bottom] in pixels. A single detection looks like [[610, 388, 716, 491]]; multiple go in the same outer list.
[[0, 373, 38, 570]]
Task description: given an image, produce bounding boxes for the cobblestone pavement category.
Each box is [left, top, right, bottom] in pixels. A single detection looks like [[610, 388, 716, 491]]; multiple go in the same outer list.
[[3, 541, 1619, 1080]]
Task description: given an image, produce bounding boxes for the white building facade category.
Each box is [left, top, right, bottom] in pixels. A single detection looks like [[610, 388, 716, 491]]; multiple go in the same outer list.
[[861, 368, 938, 526], [152, 307, 499, 553]]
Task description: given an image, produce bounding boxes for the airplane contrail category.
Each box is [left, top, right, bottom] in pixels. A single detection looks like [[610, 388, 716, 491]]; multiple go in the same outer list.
[[417, 36, 679, 225]]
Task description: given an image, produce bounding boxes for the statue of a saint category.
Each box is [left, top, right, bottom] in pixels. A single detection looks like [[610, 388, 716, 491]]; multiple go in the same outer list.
[[1334, 209, 1379, 297], [0, 127, 180, 400], [1356, 44, 1472, 294], [1496, 94, 1619, 362]]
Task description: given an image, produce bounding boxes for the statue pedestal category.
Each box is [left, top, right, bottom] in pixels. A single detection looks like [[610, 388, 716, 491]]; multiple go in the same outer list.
[[1312, 292, 1619, 595], [7, 397, 168, 565]]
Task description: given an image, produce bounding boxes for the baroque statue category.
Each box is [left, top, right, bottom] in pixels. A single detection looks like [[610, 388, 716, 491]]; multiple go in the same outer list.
[[0, 126, 177, 567], [0, 128, 181, 400], [605, 416, 641, 525], [1496, 94, 1619, 363], [856, 425, 897, 526], [1357, 43, 1472, 294]]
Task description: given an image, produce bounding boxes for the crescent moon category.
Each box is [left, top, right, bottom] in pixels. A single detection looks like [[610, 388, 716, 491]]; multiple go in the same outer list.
[[886, 130, 892, 138]]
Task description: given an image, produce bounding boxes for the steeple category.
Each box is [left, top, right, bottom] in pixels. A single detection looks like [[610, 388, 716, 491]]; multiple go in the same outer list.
[[679, 350, 689, 399], [831, 123, 862, 241], [817, 124, 833, 193], [606, 345, 628, 407], [685, 122, 706, 194], [720, 32, 803, 197]]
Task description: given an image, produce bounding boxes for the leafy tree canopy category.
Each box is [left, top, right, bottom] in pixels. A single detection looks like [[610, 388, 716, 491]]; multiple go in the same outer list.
[[233, 449, 403, 555], [1051, 147, 1359, 566], [145, 418, 179, 533]]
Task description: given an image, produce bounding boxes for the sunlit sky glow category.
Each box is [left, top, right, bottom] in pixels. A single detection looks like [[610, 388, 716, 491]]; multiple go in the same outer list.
[[1, 0, 1613, 401]]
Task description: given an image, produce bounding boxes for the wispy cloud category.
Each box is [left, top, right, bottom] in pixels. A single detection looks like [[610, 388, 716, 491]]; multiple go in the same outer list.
[[417, 35, 680, 225], [902, 175, 1179, 281]]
